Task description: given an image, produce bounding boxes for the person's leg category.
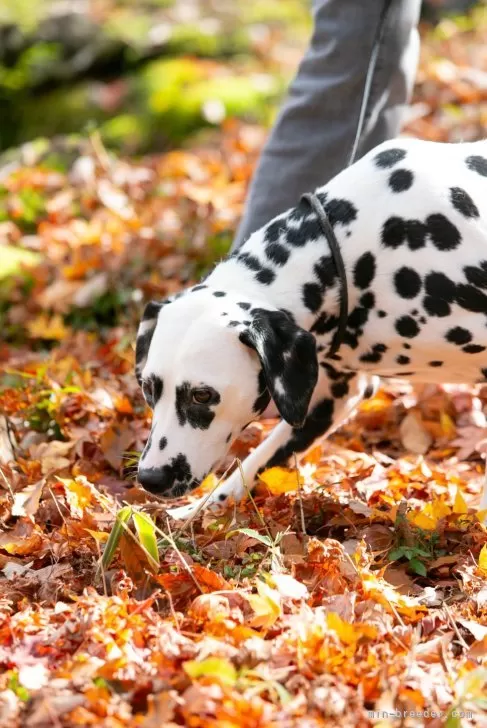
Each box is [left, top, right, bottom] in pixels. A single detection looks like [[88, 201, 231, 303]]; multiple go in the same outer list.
[[231, 0, 421, 251]]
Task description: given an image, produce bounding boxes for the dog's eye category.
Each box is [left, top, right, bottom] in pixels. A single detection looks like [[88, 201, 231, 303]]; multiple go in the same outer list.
[[192, 388, 215, 405]]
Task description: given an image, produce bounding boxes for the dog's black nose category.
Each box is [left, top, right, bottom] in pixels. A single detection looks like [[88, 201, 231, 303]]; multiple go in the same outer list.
[[137, 468, 167, 493]]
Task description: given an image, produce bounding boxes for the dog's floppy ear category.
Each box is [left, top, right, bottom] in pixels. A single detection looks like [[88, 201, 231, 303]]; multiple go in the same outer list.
[[240, 308, 318, 428], [135, 300, 164, 385]]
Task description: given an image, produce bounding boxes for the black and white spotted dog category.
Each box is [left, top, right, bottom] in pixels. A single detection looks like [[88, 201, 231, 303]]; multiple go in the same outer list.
[[135, 137, 487, 519]]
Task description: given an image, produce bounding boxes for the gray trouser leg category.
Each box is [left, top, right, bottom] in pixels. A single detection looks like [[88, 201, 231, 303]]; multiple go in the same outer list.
[[231, 0, 422, 251]]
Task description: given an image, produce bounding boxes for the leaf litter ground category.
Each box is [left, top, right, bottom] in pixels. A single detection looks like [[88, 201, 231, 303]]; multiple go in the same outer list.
[[1, 11, 487, 728]]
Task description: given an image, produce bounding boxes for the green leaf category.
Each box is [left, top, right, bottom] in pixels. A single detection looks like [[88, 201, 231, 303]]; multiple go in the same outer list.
[[445, 710, 462, 728], [101, 505, 133, 570], [408, 557, 427, 576], [7, 672, 30, 702], [388, 548, 406, 561], [227, 527, 273, 548], [132, 511, 160, 568], [183, 657, 237, 686]]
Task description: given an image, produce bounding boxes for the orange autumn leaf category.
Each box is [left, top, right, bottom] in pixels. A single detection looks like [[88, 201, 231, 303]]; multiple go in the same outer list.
[[0, 519, 47, 556], [327, 612, 378, 645], [192, 565, 231, 592]]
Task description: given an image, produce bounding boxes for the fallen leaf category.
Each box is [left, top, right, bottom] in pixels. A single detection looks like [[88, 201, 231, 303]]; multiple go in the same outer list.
[[258, 466, 303, 494]]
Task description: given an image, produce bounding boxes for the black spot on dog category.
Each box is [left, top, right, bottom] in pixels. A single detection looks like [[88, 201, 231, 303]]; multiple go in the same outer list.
[[302, 283, 323, 313], [446, 326, 472, 345], [286, 212, 322, 246], [419, 316, 427, 325], [450, 187, 480, 218], [265, 242, 290, 266], [159, 436, 167, 451], [389, 169, 414, 192], [377, 310, 387, 318], [423, 296, 451, 318], [466, 155, 487, 177], [396, 355, 410, 365], [481, 368, 487, 380], [175, 381, 219, 430], [228, 320, 240, 327], [264, 398, 335, 469], [359, 343, 387, 364], [463, 344, 485, 354], [225, 433, 232, 444], [264, 218, 286, 244], [221, 312, 228, 317], [382, 217, 427, 250], [456, 284, 487, 313], [403, 343, 411, 349], [143, 374, 163, 408], [360, 292, 376, 309], [192, 284, 208, 292], [464, 262, 487, 289], [142, 301, 163, 321], [374, 148, 406, 168], [395, 315, 420, 338], [213, 291, 226, 297], [135, 330, 154, 383], [255, 268, 275, 285], [238, 301, 251, 310], [429, 360, 443, 367], [354, 252, 376, 289], [311, 313, 338, 335], [394, 267, 422, 299], [331, 381, 349, 398], [253, 369, 271, 414], [238, 252, 262, 271], [427, 214, 461, 251], [314, 255, 336, 290], [325, 198, 357, 228], [218, 493, 227, 501], [425, 272, 456, 301]]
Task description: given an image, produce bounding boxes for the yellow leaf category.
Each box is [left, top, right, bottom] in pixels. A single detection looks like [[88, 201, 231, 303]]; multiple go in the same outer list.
[[453, 488, 468, 515], [183, 657, 237, 686], [327, 612, 378, 645], [194, 472, 218, 495], [85, 529, 109, 544], [440, 412, 456, 439], [408, 510, 437, 530], [27, 313, 69, 341], [58, 477, 96, 518], [247, 580, 282, 628], [407, 497, 451, 530], [478, 544, 487, 573], [258, 466, 303, 495]]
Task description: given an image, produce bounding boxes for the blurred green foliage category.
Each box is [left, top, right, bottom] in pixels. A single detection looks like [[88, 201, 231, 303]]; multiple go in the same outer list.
[[0, 0, 310, 154]]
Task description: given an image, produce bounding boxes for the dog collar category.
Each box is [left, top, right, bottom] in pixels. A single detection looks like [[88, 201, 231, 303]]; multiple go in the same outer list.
[[300, 192, 349, 357]]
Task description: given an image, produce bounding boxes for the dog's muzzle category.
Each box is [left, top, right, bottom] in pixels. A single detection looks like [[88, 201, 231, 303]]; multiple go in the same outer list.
[[138, 453, 194, 496]]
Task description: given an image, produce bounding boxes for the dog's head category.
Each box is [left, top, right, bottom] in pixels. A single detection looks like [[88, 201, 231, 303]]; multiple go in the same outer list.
[[135, 286, 318, 496]]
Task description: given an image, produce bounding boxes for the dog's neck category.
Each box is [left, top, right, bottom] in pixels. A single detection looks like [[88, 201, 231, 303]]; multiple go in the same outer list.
[[207, 211, 351, 347]]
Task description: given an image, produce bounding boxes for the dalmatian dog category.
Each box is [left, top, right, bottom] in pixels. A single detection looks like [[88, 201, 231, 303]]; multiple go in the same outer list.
[[135, 137, 487, 519]]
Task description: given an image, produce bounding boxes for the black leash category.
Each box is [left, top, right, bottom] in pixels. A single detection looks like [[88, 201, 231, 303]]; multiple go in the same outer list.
[[300, 0, 394, 357]]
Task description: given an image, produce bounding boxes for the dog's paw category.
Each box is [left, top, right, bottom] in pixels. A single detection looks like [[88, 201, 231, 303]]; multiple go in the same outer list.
[[166, 499, 207, 521], [166, 470, 249, 520]]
